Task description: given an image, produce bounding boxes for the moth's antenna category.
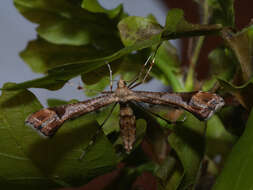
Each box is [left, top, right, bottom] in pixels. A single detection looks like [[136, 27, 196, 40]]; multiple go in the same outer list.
[[129, 57, 156, 89], [79, 103, 118, 160], [107, 63, 113, 92]]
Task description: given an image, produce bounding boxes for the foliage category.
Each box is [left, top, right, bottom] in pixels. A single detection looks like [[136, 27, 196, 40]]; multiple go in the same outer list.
[[1, 0, 253, 189]]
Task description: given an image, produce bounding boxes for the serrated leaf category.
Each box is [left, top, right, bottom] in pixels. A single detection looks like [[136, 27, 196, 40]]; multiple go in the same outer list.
[[221, 26, 253, 81], [218, 77, 253, 110], [81, 0, 123, 19], [212, 108, 253, 190], [202, 47, 237, 91], [0, 83, 118, 189], [14, 0, 120, 46], [208, 0, 235, 27], [168, 112, 205, 189]]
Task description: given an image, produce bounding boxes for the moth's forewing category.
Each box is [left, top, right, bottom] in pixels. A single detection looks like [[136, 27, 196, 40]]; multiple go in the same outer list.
[[26, 94, 117, 137]]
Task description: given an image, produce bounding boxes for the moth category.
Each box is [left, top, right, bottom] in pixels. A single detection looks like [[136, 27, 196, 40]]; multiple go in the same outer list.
[[26, 79, 225, 153]]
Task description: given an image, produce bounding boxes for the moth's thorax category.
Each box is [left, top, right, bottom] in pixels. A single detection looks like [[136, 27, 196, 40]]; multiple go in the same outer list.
[[117, 79, 127, 88], [115, 80, 133, 102]]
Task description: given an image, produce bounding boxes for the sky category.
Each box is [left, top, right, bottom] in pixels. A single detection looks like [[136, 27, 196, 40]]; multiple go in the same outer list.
[[0, 0, 174, 106]]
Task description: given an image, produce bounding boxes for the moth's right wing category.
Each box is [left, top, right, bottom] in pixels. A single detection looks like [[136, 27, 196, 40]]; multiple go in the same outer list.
[[25, 93, 118, 136]]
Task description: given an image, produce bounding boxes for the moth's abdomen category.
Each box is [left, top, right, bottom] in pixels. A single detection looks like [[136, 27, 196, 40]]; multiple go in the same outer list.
[[119, 103, 136, 153], [25, 108, 63, 137]]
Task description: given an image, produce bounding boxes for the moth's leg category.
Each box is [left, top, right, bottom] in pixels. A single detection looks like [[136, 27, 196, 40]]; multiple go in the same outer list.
[[141, 57, 156, 84], [79, 103, 118, 160], [127, 54, 152, 88], [129, 43, 162, 89]]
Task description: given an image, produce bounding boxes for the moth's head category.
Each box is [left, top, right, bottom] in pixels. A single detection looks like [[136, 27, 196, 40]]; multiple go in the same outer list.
[[117, 79, 127, 89]]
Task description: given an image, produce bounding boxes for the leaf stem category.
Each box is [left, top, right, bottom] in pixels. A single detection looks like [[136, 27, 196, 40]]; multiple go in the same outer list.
[[185, 0, 209, 91]]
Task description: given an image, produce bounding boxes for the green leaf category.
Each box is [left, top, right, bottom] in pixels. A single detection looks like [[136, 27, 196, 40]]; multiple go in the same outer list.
[[81, 58, 122, 88], [118, 9, 222, 47], [168, 112, 205, 189], [218, 77, 253, 110], [221, 26, 253, 81], [82, 75, 110, 97], [0, 83, 118, 189], [117, 50, 151, 82], [0, 75, 67, 90], [96, 104, 120, 135], [202, 47, 237, 91], [81, 0, 123, 19], [20, 38, 102, 74], [212, 108, 253, 190], [162, 9, 222, 39], [1, 54, 115, 90], [47, 98, 68, 107], [206, 115, 236, 157], [154, 156, 176, 183], [218, 105, 246, 136], [208, 0, 235, 27], [118, 16, 163, 47], [153, 41, 184, 92], [14, 0, 120, 46], [6, 9, 223, 91], [2, 37, 161, 90]]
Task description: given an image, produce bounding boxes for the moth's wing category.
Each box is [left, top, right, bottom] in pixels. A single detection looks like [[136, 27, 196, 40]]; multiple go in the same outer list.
[[132, 91, 225, 121], [25, 93, 117, 136]]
